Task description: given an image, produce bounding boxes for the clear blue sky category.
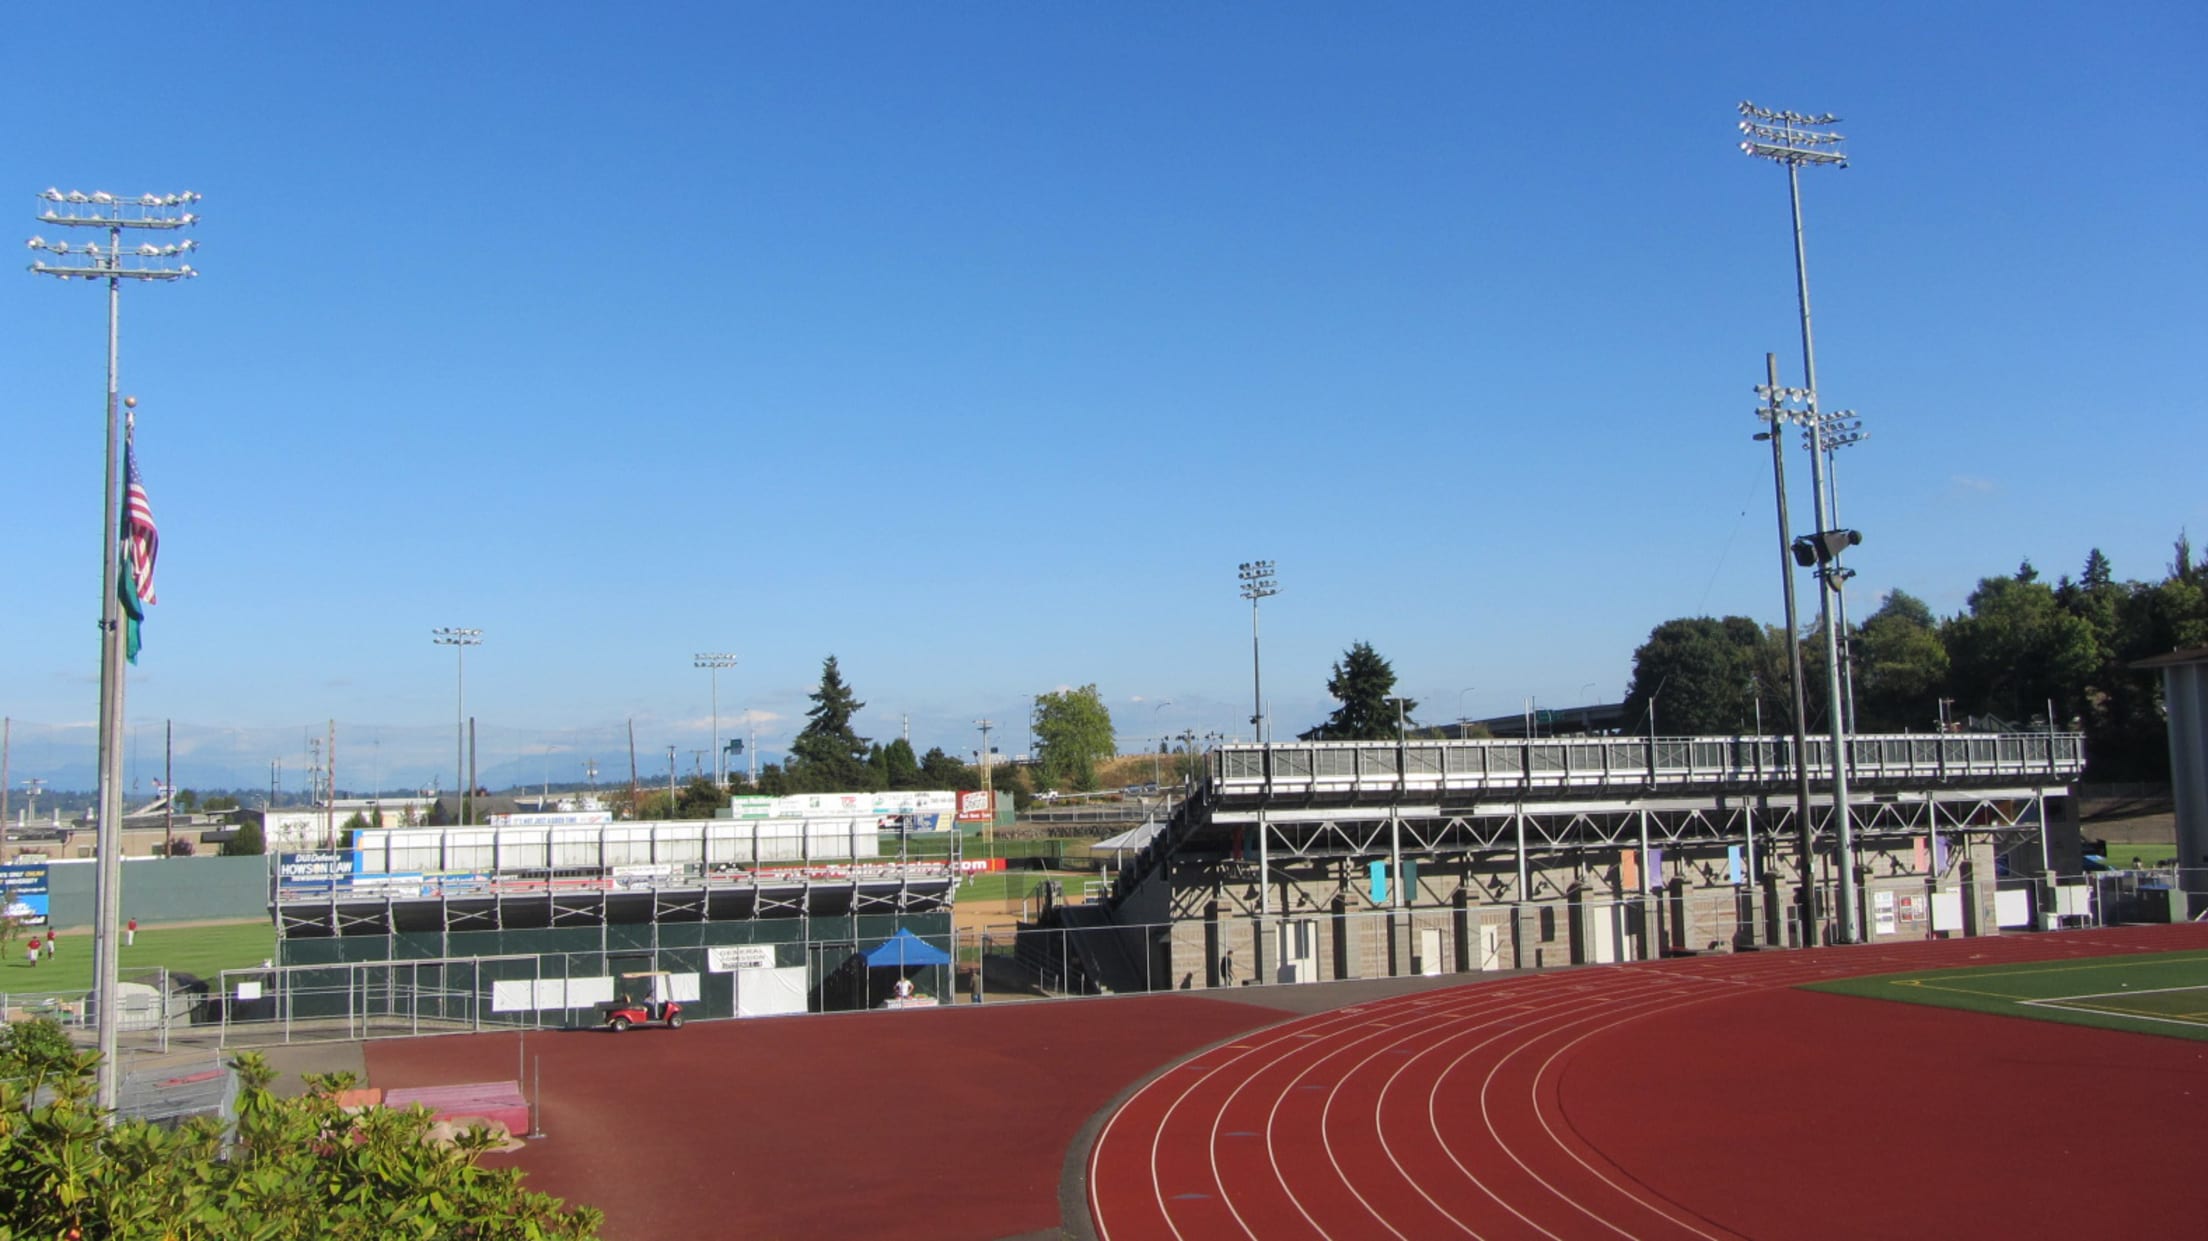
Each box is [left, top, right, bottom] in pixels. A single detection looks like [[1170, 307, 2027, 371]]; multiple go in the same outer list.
[[4, 3, 2202, 796]]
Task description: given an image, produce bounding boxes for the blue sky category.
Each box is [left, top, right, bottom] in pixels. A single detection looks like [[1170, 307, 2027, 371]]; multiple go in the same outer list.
[[4, 3, 2203, 796]]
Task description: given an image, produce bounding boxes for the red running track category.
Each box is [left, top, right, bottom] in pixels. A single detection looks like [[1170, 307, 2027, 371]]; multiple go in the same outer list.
[[1088, 924, 2208, 1240]]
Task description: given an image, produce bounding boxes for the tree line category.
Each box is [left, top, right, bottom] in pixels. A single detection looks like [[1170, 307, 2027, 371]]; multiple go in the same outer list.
[[1620, 536, 2207, 780], [620, 656, 1125, 815]]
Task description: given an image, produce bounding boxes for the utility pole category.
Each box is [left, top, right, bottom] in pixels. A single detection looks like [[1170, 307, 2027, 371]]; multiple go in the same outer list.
[[163, 720, 173, 860], [975, 719, 995, 852]]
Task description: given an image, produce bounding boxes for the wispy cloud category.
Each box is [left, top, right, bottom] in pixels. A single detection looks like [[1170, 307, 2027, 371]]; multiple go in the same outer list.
[[1948, 475, 1997, 494]]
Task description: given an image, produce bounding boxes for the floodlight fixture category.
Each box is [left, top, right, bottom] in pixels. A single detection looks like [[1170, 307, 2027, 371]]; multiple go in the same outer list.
[[1737, 102, 1848, 168], [27, 188, 201, 282]]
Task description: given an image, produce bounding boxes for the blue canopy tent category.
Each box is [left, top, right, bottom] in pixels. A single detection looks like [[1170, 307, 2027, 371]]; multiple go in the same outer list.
[[859, 927, 952, 1007]]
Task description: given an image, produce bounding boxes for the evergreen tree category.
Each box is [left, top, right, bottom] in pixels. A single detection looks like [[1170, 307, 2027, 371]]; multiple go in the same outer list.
[[1307, 642, 1414, 740], [880, 738, 922, 789], [788, 656, 870, 791], [916, 746, 973, 788]]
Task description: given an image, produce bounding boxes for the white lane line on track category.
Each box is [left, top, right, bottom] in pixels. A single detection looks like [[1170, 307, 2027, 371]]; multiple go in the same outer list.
[[1095, 927, 2208, 1241], [1273, 1002, 1537, 1239], [1094, 997, 1453, 1241]]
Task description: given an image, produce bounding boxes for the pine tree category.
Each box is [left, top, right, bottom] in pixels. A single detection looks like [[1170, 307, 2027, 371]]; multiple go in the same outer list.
[[1309, 642, 1415, 740], [789, 655, 870, 791]]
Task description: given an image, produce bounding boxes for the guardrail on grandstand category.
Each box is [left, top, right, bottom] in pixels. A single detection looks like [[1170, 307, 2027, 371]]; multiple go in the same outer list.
[[1208, 731, 2086, 796]]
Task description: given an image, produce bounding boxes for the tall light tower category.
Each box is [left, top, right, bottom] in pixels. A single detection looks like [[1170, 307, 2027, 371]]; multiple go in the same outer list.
[[1756, 360, 1826, 949], [694, 653, 737, 788], [1740, 102, 1862, 944], [27, 186, 199, 1112], [1238, 561, 1279, 743], [432, 628, 482, 825]]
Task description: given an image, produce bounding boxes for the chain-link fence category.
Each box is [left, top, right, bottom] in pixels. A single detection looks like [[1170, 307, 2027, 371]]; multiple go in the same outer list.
[[10, 868, 2200, 1046]]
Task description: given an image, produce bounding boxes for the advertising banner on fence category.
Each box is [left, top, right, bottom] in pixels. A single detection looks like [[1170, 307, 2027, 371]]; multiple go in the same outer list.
[[1, 864, 50, 927], [729, 791, 959, 827], [956, 790, 994, 824], [276, 851, 353, 889]]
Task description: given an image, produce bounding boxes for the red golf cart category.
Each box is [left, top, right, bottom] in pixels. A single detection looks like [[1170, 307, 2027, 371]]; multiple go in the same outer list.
[[600, 971, 685, 1031]]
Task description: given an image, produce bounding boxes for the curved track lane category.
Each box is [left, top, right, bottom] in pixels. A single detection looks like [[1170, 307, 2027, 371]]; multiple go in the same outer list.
[[1089, 925, 2208, 1241]]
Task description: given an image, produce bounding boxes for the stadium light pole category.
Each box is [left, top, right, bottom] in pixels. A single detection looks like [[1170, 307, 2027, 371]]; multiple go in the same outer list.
[[1238, 562, 1278, 744], [28, 187, 199, 1113], [432, 628, 482, 825], [1740, 101, 1861, 945], [1756, 358, 1825, 949], [1813, 413, 1869, 731], [694, 653, 737, 788]]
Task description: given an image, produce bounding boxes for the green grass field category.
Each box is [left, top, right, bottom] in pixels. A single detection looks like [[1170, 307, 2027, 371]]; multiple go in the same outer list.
[[0, 920, 276, 997], [957, 870, 1101, 903], [1808, 950, 2208, 1042]]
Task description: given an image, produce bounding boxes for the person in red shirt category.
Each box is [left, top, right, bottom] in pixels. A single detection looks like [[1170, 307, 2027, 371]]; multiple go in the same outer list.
[[126, 918, 137, 947]]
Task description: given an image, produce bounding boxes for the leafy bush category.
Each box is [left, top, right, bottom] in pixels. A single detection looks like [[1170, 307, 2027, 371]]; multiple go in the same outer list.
[[0, 1051, 602, 1239], [0, 1016, 78, 1084]]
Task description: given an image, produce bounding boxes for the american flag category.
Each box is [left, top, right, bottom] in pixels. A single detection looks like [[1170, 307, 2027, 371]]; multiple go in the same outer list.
[[123, 413, 159, 606]]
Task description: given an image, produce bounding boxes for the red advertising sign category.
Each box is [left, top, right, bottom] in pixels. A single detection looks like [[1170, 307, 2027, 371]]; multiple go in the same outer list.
[[955, 790, 994, 823]]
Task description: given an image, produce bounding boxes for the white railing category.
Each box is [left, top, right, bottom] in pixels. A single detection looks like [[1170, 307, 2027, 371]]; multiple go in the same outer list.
[[1211, 732, 2084, 799]]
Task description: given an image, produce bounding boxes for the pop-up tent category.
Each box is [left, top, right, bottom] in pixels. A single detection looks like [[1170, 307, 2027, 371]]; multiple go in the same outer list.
[[858, 927, 952, 1007], [863, 927, 952, 968]]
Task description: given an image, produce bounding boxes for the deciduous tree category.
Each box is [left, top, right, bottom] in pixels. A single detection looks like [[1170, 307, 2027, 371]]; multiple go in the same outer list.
[[1033, 686, 1117, 791]]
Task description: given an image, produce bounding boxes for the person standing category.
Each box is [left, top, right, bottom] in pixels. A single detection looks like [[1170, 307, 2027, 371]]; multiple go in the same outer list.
[[41, 932, 54, 960], [126, 917, 137, 947], [23, 939, 36, 969]]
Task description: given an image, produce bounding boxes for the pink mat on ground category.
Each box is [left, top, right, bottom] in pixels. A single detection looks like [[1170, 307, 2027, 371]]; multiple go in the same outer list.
[[384, 1081, 528, 1135]]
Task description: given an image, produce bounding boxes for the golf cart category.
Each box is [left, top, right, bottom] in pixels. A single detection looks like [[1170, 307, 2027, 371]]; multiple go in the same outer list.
[[600, 970, 684, 1031]]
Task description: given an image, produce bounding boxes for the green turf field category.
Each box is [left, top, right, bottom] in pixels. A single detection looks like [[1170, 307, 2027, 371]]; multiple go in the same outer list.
[[0, 920, 276, 997], [1807, 950, 2208, 1042], [957, 870, 1100, 903]]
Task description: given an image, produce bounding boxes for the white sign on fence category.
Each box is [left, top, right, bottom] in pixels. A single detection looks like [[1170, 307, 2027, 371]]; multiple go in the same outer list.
[[1930, 889, 1965, 932], [732, 965, 808, 1018], [1873, 889, 1897, 936], [707, 944, 776, 972]]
